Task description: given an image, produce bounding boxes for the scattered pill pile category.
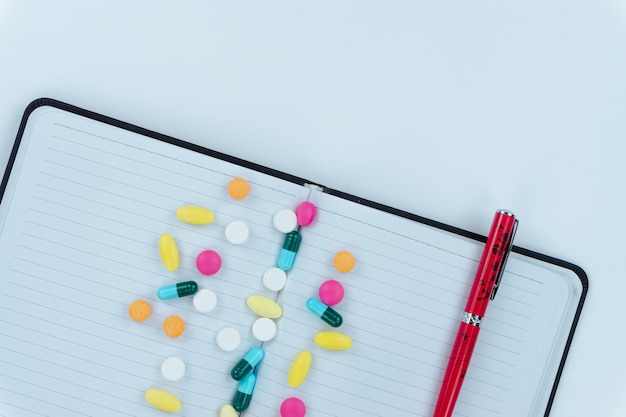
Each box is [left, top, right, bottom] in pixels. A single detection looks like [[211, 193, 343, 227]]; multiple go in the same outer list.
[[127, 176, 356, 415]]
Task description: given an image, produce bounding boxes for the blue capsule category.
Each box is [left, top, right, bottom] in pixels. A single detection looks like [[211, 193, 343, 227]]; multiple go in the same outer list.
[[231, 347, 264, 381], [232, 371, 256, 411], [306, 297, 343, 327], [157, 281, 198, 300], [278, 230, 301, 271]]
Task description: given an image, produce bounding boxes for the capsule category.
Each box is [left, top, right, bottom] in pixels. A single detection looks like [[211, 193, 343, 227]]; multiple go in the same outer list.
[[231, 347, 264, 381], [232, 371, 256, 412], [306, 298, 343, 327], [278, 230, 301, 270], [157, 281, 198, 300]]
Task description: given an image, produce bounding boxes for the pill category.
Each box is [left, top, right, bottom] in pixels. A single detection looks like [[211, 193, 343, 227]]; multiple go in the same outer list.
[[196, 250, 222, 275], [280, 397, 306, 417], [252, 317, 278, 342], [176, 206, 215, 224], [314, 331, 352, 350], [144, 388, 182, 413], [220, 404, 238, 417], [273, 209, 298, 233], [232, 371, 256, 412], [288, 351, 312, 388], [246, 295, 283, 318], [193, 288, 217, 313], [216, 327, 241, 352], [163, 315, 185, 338], [295, 201, 316, 226], [262, 267, 287, 291], [159, 234, 179, 271], [161, 356, 186, 382], [157, 280, 198, 300], [225, 220, 250, 244], [334, 250, 356, 273], [231, 347, 264, 380], [318, 279, 344, 306], [128, 299, 152, 322], [228, 177, 250, 200], [277, 230, 301, 271], [306, 298, 343, 328]]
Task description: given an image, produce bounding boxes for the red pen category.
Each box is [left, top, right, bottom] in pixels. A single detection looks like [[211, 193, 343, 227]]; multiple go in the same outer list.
[[432, 210, 518, 417]]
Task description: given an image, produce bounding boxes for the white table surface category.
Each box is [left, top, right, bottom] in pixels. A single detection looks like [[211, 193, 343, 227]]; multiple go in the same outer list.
[[0, 1, 625, 416]]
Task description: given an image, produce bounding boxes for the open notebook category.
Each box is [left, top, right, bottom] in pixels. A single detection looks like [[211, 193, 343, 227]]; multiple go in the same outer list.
[[0, 99, 587, 417]]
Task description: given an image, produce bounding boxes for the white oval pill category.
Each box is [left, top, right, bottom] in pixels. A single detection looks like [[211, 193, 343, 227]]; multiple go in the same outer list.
[[273, 209, 297, 233], [252, 317, 278, 342], [262, 267, 287, 292], [216, 327, 241, 352], [193, 288, 217, 313], [225, 220, 250, 244], [161, 356, 186, 382], [220, 404, 238, 417]]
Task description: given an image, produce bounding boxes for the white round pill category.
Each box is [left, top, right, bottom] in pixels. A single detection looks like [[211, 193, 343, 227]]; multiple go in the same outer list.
[[193, 288, 218, 313], [225, 220, 250, 245], [273, 209, 297, 233], [262, 267, 287, 292], [216, 327, 241, 352], [252, 317, 278, 342], [161, 356, 186, 382]]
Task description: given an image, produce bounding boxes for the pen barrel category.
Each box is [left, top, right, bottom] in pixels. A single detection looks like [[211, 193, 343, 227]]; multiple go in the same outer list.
[[432, 322, 481, 417]]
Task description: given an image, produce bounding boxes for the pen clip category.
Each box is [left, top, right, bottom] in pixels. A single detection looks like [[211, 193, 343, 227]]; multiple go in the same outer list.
[[490, 218, 519, 300]]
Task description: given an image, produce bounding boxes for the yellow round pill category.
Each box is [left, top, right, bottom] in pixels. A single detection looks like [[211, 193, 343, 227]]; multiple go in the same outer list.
[[128, 300, 152, 322], [334, 250, 356, 273], [288, 350, 312, 388], [145, 388, 182, 413], [228, 177, 250, 200], [163, 315, 185, 338]]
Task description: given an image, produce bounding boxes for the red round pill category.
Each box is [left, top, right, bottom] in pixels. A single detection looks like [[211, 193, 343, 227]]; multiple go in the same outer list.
[[280, 397, 306, 417], [295, 201, 316, 227], [196, 250, 222, 275], [318, 279, 344, 306]]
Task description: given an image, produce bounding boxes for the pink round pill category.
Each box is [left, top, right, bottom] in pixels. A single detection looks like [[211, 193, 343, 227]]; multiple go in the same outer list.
[[295, 201, 316, 227], [318, 279, 344, 306], [280, 397, 306, 417], [196, 250, 222, 275]]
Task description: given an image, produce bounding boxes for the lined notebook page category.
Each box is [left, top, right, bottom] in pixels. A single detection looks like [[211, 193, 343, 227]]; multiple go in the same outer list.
[[0, 107, 310, 416], [249, 191, 581, 417]]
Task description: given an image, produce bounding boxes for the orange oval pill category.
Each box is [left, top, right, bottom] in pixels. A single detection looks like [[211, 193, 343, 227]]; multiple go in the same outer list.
[[163, 315, 185, 338], [334, 250, 356, 273], [228, 177, 250, 200], [128, 300, 152, 322]]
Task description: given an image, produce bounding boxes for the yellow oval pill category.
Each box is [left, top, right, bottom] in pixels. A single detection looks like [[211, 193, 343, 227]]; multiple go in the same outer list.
[[288, 350, 312, 387], [314, 331, 352, 350], [145, 388, 182, 413], [246, 295, 283, 318], [159, 233, 179, 271], [220, 404, 238, 417], [176, 206, 215, 225]]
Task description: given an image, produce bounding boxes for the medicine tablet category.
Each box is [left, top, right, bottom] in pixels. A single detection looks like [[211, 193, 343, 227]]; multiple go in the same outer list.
[[252, 317, 278, 342], [145, 388, 182, 413], [225, 220, 250, 244], [159, 233, 179, 271], [333, 250, 356, 273], [216, 327, 241, 352], [246, 295, 283, 318], [314, 331, 352, 350], [273, 209, 298, 233], [176, 206, 215, 224], [295, 201, 316, 226], [163, 315, 185, 338], [288, 351, 312, 388], [228, 177, 250, 200], [280, 397, 306, 417], [193, 288, 218, 313], [196, 250, 222, 275], [262, 267, 287, 292], [220, 404, 238, 417], [161, 356, 186, 382], [318, 279, 344, 306], [128, 299, 152, 322]]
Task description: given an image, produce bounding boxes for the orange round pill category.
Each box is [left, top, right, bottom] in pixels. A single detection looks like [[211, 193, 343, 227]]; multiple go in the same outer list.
[[228, 177, 250, 200], [334, 250, 356, 273], [163, 315, 185, 338], [128, 300, 152, 322]]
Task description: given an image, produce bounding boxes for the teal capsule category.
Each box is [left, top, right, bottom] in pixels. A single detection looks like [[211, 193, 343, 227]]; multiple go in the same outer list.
[[231, 347, 264, 381], [232, 372, 256, 412], [306, 297, 343, 327], [277, 230, 301, 271], [157, 280, 198, 300]]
